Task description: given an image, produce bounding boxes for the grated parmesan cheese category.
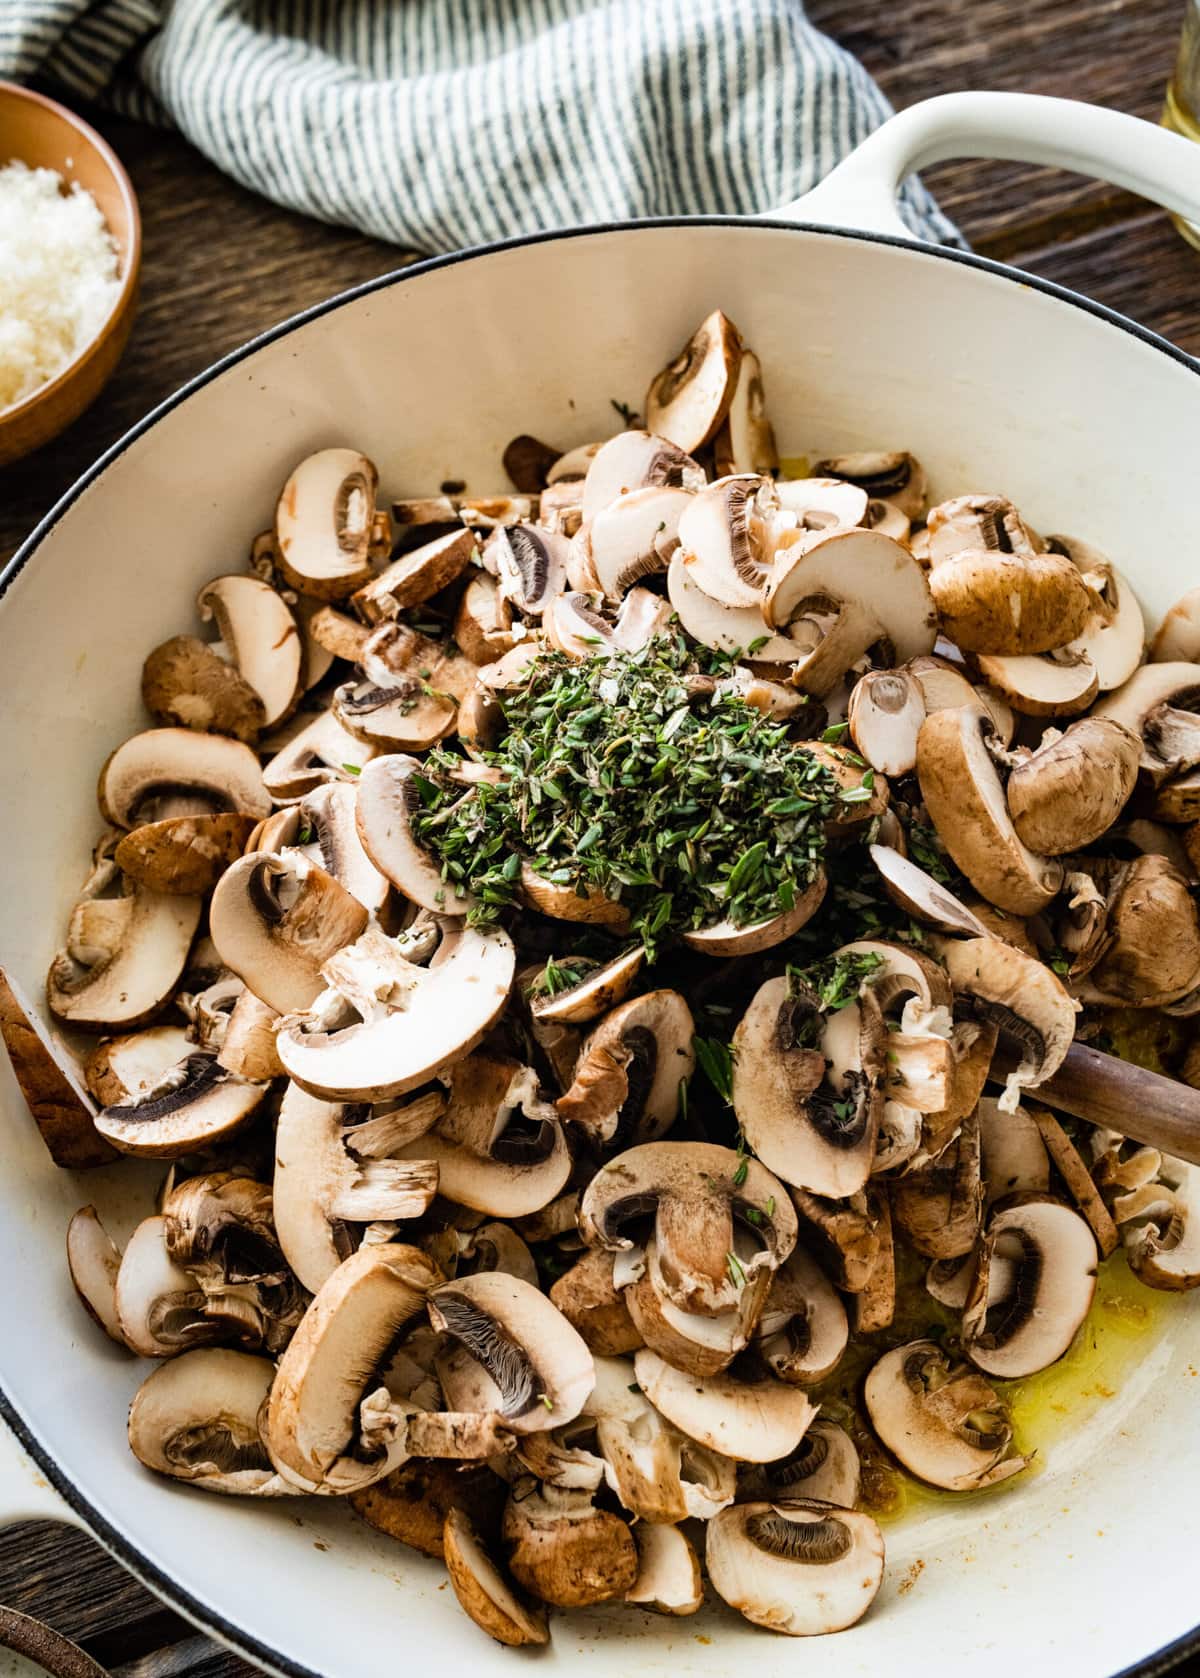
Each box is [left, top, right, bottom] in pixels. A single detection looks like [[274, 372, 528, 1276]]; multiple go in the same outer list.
[[0, 159, 122, 411]]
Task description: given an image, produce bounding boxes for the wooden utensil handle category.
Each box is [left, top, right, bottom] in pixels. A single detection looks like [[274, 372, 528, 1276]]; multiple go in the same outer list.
[[993, 1042, 1200, 1167]]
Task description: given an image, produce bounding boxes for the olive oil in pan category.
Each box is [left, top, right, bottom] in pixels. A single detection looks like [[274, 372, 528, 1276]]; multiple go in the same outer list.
[[812, 1245, 1177, 1524]]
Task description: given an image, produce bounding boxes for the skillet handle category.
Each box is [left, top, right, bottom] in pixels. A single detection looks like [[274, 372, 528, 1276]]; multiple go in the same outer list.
[[0, 1416, 86, 1529], [772, 90, 1200, 240]]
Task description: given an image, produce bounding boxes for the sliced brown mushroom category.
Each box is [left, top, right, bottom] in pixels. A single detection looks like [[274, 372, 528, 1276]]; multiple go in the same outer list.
[[454, 572, 516, 664], [66, 1205, 124, 1341], [626, 1522, 704, 1617], [275, 448, 379, 600], [622, 1237, 762, 1378], [681, 869, 828, 958], [731, 975, 885, 1198], [580, 1141, 796, 1318], [99, 729, 270, 826], [941, 935, 1077, 1109], [501, 1482, 637, 1608], [706, 1500, 884, 1637], [926, 492, 1041, 564], [519, 865, 629, 928], [867, 844, 991, 938], [739, 1418, 861, 1508], [1005, 718, 1140, 854], [754, 1246, 848, 1384], [0, 968, 113, 1167], [488, 524, 571, 616], [588, 484, 692, 601], [1122, 1158, 1200, 1290], [666, 549, 820, 662], [276, 921, 515, 1102], [634, 1351, 816, 1463], [142, 636, 265, 742], [962, 1198, 1097, 1377], [974, 649, 1100, 718], [712, 347, 777, 477], [84, 1023, 193, 1104], [890, 1111, 983, 1259], [129, 1348, 297, 1495], [864, 1339, 1026, 1490], [851, 1182, 896, 1333], [581, 429, 706, 522], [528, 947, 645, 1026], [916, 706, 1062, 914], [261, 707, 376, 801], [1151, 585, 1200, 663], [644, 310, 742, 452], [265, 1243, 443, 1493], [114, 1214, 210, 1357], [46, 850, 202, 1032], [209, 850, 368, 1014], [1026, 1106, 1118, 1256], [815, 451, 927, 521], [273, 1082, 443, 1291], [352, 527, 479, 622], [556, 990, 694, 1146], [354, 752, 471, 914], [1053, 542, 1143, 692], [216, 988, 284, 1082], [677, 475, 787, 608], [95, 1051, 270, 1158], [848, 667, 926, 776], [773, 475, 869, 536], [350, 1459, 506, 1559], [430, 1271, 594, 1433], [929, 547, 1092, 656], [789, 1188, 880, 1293], [978, 1094, 1050, 1204], [444, 1508, 549, 1646], [197, 574, 303, 729]]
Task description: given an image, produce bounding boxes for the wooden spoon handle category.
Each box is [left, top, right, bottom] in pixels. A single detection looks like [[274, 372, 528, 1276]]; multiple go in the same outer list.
[[992, 1042, 1200, 1167]]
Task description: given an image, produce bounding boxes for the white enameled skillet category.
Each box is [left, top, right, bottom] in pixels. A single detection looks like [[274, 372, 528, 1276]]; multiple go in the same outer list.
[[2, 91, 1200, 1678]]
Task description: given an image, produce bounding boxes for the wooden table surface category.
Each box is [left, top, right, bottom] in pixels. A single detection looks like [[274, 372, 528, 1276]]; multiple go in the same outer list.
[[2, 0, 1199, 1673]]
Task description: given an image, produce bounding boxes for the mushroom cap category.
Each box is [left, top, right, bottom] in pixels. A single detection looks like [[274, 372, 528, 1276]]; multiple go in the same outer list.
[[141, 635, 266, 742], [633, 1350, 816, 1463], [128, 1348, 294, 1496], [274, 447, 378, 600], [355, 753, 472, 914], [864, 1339, 1026, 1491], [114, 813, 257, 896], [916, 705, 1063, 915], [549, 1248, 642, 1357], [197, 574, 303, 729], [0, 967, 112, 1167], [928, 549, 1092, 655], [350, 1459, 506, 1561], [963, 1199, 1098, 1377], [210, 851, 369, 1015], [519, 865, 629, 927], [731, 976, 883, 1199], [443, 1508, 549, 1646], [580, 1140, 796, 1318], [265, 1242, 441, 1492], [429, 1271, 594, 1434], [277, 922, 515, 1102], [501, 1483, 639, 1608], [1006, 718, 1140, 855], [66, 1205, 124, 1343], [626, 1521, 704, 1616], [1086, 854, 1200, 1007], [454, 571, 515, 665], [939, 935, 1077, 1102], [99, 729, 270, 826], [706, 1500, 884, 1637], [644, 310, 742, 453], [581, 429, 706, 522]]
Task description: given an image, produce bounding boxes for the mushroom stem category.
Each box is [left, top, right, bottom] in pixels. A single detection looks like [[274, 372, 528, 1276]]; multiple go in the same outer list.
[[992, 1041, 1200, 1167]]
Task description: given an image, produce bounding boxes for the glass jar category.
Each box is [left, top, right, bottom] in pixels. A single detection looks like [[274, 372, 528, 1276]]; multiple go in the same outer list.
[[1163, 0, 1200, 248]]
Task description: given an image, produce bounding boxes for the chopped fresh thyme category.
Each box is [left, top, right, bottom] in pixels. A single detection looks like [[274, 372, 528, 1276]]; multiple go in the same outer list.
[[341, 762, 362, 776], [788, 947, 884, 1010], [908, 821, 959, 886], [296, 827, 314, 845], [726, 1250, 747, 1288], [410, 639, 842, 955], [694, 1036, 735, 1105], [610, 397, 638, 425]]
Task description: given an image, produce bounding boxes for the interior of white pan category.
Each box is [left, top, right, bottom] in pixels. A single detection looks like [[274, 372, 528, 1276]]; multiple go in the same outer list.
[[2, 221, 1199, 1678]]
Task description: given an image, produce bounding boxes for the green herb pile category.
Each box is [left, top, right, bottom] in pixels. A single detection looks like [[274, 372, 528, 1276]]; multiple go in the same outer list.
[[410, 637, 857, 956]]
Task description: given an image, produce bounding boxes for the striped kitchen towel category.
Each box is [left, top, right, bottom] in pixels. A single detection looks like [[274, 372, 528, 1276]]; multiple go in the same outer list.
[[1, 0, 960, 255]]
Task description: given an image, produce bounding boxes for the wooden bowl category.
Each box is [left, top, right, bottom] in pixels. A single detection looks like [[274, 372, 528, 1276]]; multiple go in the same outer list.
[[0, 81, 140, 465]]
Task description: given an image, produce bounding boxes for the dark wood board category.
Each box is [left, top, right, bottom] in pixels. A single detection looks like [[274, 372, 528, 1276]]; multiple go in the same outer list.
[[2, 2, 1200, 1673]]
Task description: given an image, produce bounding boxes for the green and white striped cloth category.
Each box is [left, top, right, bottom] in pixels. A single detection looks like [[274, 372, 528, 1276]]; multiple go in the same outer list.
[[1, 0, 959, 255]]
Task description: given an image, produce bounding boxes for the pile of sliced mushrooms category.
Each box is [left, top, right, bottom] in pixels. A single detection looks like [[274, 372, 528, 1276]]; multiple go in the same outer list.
[[9, 306, 1200, 1646]]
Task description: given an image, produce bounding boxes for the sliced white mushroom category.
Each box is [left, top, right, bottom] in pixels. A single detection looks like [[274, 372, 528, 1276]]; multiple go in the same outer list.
[[277, 920, 514, 1102], [581, 430, 706, 523], [556, 989, 695, 1145], [129, 1349, 298, 1495], [974, 650, 1100, 718], [66, 1206, 125, 1344], [95, 1051, 270, 1158], [739, 1418, 860, 1508], [677, 475, 785, 608], [275, 448, 379, 601], [1122, 1158, 1200, 1290], [773, 475, 869, 533], [352, 527, 478, 622], [589, 484, 692, 601], [197, 574, 303, 729], [261, 708, 376, 800], [354, 753, 472, 914], [963, 1199, 1097, 1377], [706, 1501, 884, 1637], [848, 667, 925, 776], [633, 1350, 816, 1463], [868, 845, 991, 938], [626, 1522, 704, 1616], [99, 729, 270, 826], [754, 1246, 849, 1384], [815, 450, 927, 520], [644, 310, 742, 453], [939, 935, 1077, 1109], [114, 1215, 207, 1358], [210, 850, 368, 1013], [713, 347, 777, 477], [978, 1095, 1050, 1203], [864, 1339, 1026, 1490], [666, 548, 818, 661]]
